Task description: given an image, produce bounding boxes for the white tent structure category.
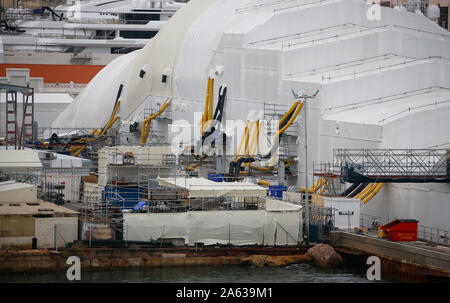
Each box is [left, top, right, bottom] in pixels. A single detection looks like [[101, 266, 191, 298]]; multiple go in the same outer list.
[[52, 0, 450, 230], [157, 177, 267, 198], [124, 199, 302, 246]]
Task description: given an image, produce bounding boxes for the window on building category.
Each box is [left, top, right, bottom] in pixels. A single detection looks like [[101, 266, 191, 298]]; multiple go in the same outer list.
[[440, 7, 448, 31], [119, 30, 157, 39]]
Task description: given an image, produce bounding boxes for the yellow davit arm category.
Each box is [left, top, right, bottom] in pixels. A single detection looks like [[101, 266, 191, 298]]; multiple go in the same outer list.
[[140, 98, 170, 146], [362, 183, 384, 204]]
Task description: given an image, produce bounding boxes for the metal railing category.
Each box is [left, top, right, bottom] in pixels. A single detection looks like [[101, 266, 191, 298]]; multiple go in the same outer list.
[[418, 225, 450, 246], [359, 213, 450, 247], [360, 213, 384, 231]]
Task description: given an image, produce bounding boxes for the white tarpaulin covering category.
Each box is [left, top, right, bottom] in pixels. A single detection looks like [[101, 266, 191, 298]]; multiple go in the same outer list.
[[265, 199, 302, 212], [0, 150, 42, 169], [157, 177, 267, 198], [124, 206, 302, 246]]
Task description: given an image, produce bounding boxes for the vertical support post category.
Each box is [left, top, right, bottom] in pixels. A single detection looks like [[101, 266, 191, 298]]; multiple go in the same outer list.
[[160, 225, 165, 247], [228, 222, 231, 245], [54, 225, 58, 251], [278, 161, 285, 186], [286, 228, 288, 246], [274, 220, 278, 246], [348, 213, 351, 232], [125, 223, 128, 247], [304, 99, 310, 245], [262, 221, 265, 246]]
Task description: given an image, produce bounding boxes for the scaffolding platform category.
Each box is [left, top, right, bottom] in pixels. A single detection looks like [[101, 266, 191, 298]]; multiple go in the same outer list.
[[314, 149, 450, 184]]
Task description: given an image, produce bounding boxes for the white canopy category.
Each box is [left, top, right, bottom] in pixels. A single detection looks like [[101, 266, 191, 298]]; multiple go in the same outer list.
[[157, 177, 267, 198], [0, 150, 42, 169], [265, 199, 302, 212]]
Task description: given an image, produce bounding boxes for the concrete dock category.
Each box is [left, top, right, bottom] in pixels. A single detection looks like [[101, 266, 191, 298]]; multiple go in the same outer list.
[[330, 231, 450, 282]]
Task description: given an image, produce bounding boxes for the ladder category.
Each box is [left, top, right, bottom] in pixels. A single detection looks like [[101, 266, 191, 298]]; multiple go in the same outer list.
[[5, 90, 18, 149], [18, 89, 35, 148], [3, 85, 35, 150]]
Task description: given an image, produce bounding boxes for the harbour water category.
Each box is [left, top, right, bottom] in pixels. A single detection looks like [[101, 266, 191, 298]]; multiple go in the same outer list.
[[0, 263, 389, 283]]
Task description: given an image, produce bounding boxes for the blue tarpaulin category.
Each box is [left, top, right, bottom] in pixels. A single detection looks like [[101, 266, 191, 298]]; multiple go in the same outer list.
[[133, 201, 147, 210], [104, 186, 142, 209]]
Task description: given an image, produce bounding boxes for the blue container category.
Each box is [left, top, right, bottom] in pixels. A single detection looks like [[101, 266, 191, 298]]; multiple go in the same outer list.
[[208, 173, 223, 182], [268, 185, 286, 198], [303, 223, 319, 243], [104, 186, 141, 209]]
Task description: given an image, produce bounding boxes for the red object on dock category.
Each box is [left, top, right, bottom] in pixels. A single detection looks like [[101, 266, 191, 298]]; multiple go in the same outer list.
[[381, 219, 419, 242]]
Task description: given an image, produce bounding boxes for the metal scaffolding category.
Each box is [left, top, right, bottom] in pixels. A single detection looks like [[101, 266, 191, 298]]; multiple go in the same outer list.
[[263, 102, 297, 158], [315, 149, 450, 183]]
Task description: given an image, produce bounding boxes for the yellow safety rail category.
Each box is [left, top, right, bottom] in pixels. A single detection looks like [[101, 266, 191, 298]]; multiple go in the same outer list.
[[140, 98, 170, 146]]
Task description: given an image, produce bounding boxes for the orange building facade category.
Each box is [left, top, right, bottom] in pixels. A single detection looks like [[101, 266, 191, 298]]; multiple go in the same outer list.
[[0, 64, 105, 84]]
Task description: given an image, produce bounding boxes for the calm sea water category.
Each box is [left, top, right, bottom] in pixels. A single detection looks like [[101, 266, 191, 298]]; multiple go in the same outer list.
[[0, 263, 389, 283]]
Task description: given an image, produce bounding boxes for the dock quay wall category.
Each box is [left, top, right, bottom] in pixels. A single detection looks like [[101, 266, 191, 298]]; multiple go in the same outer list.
[[0, 246, 309, 274], [330, 231, 450, 282]]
